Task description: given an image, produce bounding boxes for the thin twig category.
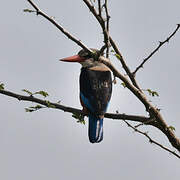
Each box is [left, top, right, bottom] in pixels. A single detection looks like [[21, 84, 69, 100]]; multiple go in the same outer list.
[[98, 0, 101, 16], [103, 0, 110, 58], [26, 0, 92, 55], [123, 120, 180, 159], [133, 24, 180, 74], [134, 118, 156, 128], [99, 44, 107, 55]]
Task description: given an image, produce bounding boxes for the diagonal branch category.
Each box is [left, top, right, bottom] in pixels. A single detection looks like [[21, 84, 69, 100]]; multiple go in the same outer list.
[[26, 0, 92, 55], [133, 24, 180, 74], [123, 120, 180, 159]]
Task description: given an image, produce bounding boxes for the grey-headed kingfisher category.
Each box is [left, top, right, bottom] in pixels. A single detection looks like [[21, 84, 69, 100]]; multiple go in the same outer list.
[[60, 49, 112, 143]]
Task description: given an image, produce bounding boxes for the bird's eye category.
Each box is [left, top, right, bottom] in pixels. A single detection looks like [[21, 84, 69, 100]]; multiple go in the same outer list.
[[82, 54, 91, 59]]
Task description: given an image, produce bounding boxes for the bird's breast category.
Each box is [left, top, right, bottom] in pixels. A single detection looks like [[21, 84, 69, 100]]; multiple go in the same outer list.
[[89, 65, 110, 71]]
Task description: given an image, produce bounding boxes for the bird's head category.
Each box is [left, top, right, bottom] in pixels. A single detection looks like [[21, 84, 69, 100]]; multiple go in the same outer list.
[[60, 48, 103, 68]]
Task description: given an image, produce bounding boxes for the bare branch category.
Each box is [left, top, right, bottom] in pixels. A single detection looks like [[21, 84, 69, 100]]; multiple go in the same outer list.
[[103, 0, 110, 58], [123, 120, 180, 159], [26, 0, 92, 54], [0, 89, 149, 122], [133, 24, 180, 74], [98, 0, 102, 17], [109, 37, 141, 90]]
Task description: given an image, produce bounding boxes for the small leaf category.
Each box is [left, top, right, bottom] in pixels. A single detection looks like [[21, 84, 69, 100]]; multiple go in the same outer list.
[[152, 91, 159, 97], [22, 89, 33, 96], [0, 83, 5, 90], [121, 82, 126, 88], [147, 89, 159, 97], [77, 119, 86, 125], [34, 91, 49, 98], [25, 105, 43, 112], [168, 126, 176, 131], [72, 112, 85, 125], [34, 105, 43, 109], [23, 9, 35, 13], [25, 108, 34, 112], [115, 53, 121, 60]]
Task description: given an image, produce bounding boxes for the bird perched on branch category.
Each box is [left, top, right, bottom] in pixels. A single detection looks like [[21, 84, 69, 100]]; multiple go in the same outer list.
[[60, 49, 112, 143]]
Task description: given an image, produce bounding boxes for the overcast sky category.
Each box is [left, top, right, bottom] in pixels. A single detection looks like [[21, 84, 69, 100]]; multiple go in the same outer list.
[[0, 0, 180, 179]]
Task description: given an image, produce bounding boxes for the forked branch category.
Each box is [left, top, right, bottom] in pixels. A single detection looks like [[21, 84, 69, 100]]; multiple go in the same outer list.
[[82, 0, 141, 90]]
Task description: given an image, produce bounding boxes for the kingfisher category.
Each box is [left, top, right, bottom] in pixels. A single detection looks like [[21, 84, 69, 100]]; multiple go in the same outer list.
[[60, 49, 112, 143]]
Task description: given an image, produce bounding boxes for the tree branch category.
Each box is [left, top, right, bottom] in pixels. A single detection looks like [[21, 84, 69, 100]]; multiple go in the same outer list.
[[99, 56, 180, 152], [103, 0, 110, 58], [133, 24, 180, 74], [123, 120, 180, 159], [1, 88, 179, 158], [0, 89, 149, 122], [26, 0, 92, 55], [97, 0, 102, 17]]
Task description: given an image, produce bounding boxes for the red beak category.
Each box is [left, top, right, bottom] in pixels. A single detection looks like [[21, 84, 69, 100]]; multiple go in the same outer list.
[[60, 55, 85, 62]]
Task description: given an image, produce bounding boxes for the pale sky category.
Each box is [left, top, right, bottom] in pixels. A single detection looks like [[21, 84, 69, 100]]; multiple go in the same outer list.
[[0, 0, 180, 179]]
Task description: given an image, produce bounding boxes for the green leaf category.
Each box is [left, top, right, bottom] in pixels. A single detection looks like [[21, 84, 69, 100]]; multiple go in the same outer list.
[[121, 82, 126, 88], [152, 91, 159, 97], [25, 108, 34, 112], [25, 104, 43, 112], [147, 89, 159, 97], [168, 126, 176, 131], [34, 91, 49, 98], [23, 9, 35, 13], [22, 89, 33, 96], [0, 83, 4, 90], [115, 53, 121, 60], [72, 112, 85, 125]]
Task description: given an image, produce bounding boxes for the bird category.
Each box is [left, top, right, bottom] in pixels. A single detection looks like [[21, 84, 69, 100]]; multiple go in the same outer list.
[[60, 49, 112, 143]]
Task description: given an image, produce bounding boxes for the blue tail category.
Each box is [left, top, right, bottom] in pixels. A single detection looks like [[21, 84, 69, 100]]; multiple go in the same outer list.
[[88, 114, 103, 143]]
